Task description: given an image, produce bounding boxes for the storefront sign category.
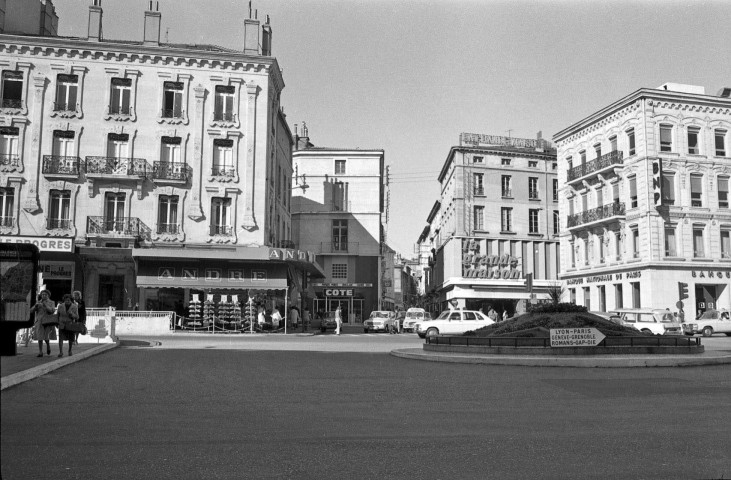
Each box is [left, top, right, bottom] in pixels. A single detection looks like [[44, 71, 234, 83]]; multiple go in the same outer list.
[[268, 248, 316, 263], [0, 235, 74, 252], [462, 238, 522, 279], [325, 289, 354, 296], [692, 270, 731, 279], [460, 132, 548, 149], [40, 261, 74, 280], [566, 271, 642, 285], [156, 267, 268, 282]]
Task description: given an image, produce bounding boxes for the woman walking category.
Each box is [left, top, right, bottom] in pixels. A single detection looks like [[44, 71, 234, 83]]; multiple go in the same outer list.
[[57, 294, 79, 357], [334, 305, 342, 335], [33, 290, 56, 357], [73, 290, 86, 345]]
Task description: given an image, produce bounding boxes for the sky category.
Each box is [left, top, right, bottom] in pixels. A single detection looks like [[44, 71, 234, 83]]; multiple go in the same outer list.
[[50, 0, 731, 257]]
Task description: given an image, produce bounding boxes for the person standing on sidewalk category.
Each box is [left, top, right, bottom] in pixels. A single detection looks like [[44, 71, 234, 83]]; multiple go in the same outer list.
[[290, 306, 300, 330], [33, 290, 56, 357], [72, 290, 86, 346], [302, 307, 311, 332], [57, 294, 79, 357], [334, 305, 342, 335]]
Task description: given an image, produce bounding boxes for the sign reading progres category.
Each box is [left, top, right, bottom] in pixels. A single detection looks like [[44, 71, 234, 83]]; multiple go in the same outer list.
[[550, 328, 606, 347], [0, 235, 74, 252]]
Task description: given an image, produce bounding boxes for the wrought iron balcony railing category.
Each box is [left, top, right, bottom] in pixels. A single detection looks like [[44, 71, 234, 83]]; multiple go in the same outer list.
[[87, 216, 151, 240], [153, 162, 188, 182], [1, 99, 22, 109], [161, 108, 184, 118], [108, 105, 133, 115], [567, 150, 623, 182], [210, 225, 234, 236], [85, 156, 150, 177], [157, 223, 180, 234], [53, 102, 77, 112], [502, 189, 512, 198], [0, 153, 20, 167], [43, 155, 81, 175], [211, 166, 235, 177], [213, 111, 235, 122], [320, 242, 359, 254], [0, 216, 15, 228], [567, 201, 625, 228], [47, 218, 72, 230]]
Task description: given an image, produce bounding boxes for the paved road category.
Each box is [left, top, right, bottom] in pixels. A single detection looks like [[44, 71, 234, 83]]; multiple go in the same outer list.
[[2, 337, 730, 480]]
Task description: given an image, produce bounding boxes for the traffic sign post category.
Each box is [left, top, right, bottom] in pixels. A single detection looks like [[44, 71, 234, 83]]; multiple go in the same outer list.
[[550, 328, 606, 347]]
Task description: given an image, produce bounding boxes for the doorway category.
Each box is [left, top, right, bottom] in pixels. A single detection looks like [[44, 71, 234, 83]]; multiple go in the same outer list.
[[98, 274, 125, 309]]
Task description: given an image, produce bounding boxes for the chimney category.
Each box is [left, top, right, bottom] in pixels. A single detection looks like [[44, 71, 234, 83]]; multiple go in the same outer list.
[[87, 0, 103, 42], [144, 2, 161, 46], [261, 15, 272, 56]]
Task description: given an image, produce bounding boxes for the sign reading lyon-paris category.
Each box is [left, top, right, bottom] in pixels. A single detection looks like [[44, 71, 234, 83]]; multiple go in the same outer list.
[[462, 238, 522, 279], [550, 328, 606, 347]]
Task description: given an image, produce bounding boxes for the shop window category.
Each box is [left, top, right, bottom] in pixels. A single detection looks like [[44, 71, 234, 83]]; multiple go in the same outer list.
[[718, 176, 729, 209], [213, 139, 234, 177], [162, 81, 184, 118], [631, 282, 641, 308], [615, 284, 623, 309], [661, 171, 675, 205], [1, 71, 23, 109], [598, 286, 606, 312], [528, 209, 539, 234], [664, 226, 677, 257], [48, 190, 71, 230], [715, 129, 727, 156], [332, 263, 347, 279], [687, 126, 701, 154], [659, 124, 673, 152], [583, 287, 590, 310], [626, 128, 636, 156], [693, 225, 705, 258], [690, 174, 703, 207], [721, 229, 731, 259], [54, 74, 78, 112], [214, 85, 235, 122], [0, 187, 15, 227], [158, 195, 179, 234], [210, 197, 232, 236]]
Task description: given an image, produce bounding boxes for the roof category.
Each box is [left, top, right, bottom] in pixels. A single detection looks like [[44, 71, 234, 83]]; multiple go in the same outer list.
[[437, 144, 557, 183]]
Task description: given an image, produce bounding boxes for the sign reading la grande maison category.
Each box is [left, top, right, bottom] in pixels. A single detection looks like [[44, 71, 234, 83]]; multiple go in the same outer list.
[[462, 239, 522, 279]]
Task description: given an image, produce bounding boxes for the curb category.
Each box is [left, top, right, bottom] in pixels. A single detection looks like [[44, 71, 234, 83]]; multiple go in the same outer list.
[[390, 348, 731, 368], [1, 342, 118, 391]]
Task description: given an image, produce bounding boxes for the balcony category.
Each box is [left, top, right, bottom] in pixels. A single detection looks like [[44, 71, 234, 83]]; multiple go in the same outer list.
[[1, 99, 22, 109], [152, 162, 189, 183], [161, 108, 184, 119], [211, 166, 235, 177], [473, 187, 485, 196], [567, 150, 623, 184], [47, 218, 72, 230], [0, 153, 20, 170], [213, 111, 235, 122], [108, 105, 133, 116], [85, 156, 151, 177], [53, 102, 77, 112], [157, 223, 180, 235], [210, 225, 234, 236], [320, 242, 359, 254], [42, 155, 81, 178], [502, 189, 512, 198], [87, 216, 151, 241], [0, 216, 15, 228], [567, 201, 625, 230]]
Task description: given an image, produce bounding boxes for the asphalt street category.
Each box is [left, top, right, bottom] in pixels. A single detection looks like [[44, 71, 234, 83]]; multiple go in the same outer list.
[[2, 335, 731, 480]]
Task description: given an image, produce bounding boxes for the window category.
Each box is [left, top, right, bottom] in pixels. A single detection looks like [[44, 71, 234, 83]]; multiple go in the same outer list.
[[110, 77, 132, 115], [583, 287, 591, 311], [631, 282, 641, 308], [553, 211, 559, 235], [528, 177, 539, 199], [553, 179, 558, 201], [566, 156, 573, 169], [332, 263, 347, 279], [333, 181, 345, 211], [568, 197, 574, 216], [687, 126, 700, 154], [473, 173, 484, 195], [552, 162, 557, 170], [501, 175, 512, 197], [596, 186, 603, 208], [473, 156, 484, 164], [721, 229, 731, 259], [104, 192, 126, 232], [332, 219, 348, 251], [529, 209, 539, 234], [690, 174, 703, 207], [659, 124, 673, 152], [660, 172, 675, 205], [693, 226, 705, 258], [718, 176, 729, 209], [213, 139, 234, 176], [583, 238, 589, 265], [335, 160, 346, 175], [54, 74, 78, 112], [616, 231, 623, 260], [715, 129, 727, 156], [528, 161, 538, 168], [569, 241, 575, 268], [598, 235, 605, 263], [214, 85, 235, 121], [501, 207, 512, 232], [162, 81, 184, 118], [501, 158, 511, 166], [629, 175, 637, 208], [627, 128, 636, 156], [579, 150, 586, 164], [158, 195, 179, 234], [609, 135, 617, 152], [210, 197, 232, 235], [0, 126, 20, 167], [105, 134, 130, 174], [1, 71, 23, 108], [48, 190, 70, 230], [594, 143, 602, 159], [474, 206, 484, 230], [570, 288, 576, 304], [615, 284, 623, 309], [0, 187, 15, 227], [664, 226, 677, 257], [631, 227, 639, 258], [581, 193, 588, 212]]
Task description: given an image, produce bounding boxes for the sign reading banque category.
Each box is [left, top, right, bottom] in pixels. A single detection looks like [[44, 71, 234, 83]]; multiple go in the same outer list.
[[462, 239, 522, 279]]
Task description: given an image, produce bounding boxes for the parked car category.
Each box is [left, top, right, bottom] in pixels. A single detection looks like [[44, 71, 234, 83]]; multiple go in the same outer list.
[[683, 309, 731, 337], [403, 308, 430, 332], [416, 309, 495, 338], [319, 311, 337, 332], [609, 308, 683, 335], [589, 311, 625, 326], [363, 311, 393, 333]]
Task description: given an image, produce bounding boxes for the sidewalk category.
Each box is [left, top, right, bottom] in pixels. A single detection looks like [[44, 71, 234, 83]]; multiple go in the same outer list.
[[1, 341, 117, 391]]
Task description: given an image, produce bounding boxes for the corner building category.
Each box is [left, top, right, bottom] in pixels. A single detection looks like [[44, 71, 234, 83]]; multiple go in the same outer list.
[[0, 4, 323, 322], [554, 83, 731, 315]]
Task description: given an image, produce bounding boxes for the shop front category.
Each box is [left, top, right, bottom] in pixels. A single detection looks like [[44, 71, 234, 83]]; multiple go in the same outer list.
[[312, 283, 376, 324]]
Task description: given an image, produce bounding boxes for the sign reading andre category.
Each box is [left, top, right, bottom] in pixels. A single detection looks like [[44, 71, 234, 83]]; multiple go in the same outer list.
[[550, 328, 606, 347]]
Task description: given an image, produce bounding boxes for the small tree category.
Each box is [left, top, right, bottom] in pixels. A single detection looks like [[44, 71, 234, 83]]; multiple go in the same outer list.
[[546, 281, 566, 306]]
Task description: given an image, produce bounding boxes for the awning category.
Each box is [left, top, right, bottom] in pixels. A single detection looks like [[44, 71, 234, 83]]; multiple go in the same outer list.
[[135, 258, 288, 290]]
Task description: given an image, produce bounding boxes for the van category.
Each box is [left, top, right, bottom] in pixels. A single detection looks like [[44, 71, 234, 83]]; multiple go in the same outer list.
[[609, 308, 683, 335], [403, 308, 430, 333]]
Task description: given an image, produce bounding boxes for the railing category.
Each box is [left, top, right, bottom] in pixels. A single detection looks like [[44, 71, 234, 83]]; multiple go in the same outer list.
[[210, 225, 234, 236], [153, 161, 188, 182], [161, 108, 184, 118], [87, 216, 152, 240], [157, 223, 180, 234], [529, 191, 539, 200], [0, 153, 20, 167], [53, 102, 77, 112], [474, 187, 485, 196], [1, 98, 22, 109], [108, 105, 133, 115], [47, 218, 72, 230], [85, 156, 150, 177], [211, 166, 235, 177], [0, 216, 15, 228], [320, 242, 359, 254], [567, 201, 625, 228], [426, 335, 702, 348], [567, 150, 623, 181], [502, 189, 512, 197], [213, 111, 235, 122], [42, 155, 81, 175]]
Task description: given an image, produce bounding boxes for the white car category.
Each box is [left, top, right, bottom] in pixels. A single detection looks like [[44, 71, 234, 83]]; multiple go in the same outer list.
[[363, 311, 393, 333], [609, 308, 683, 335], [403, 308, 430, 333], [416, 309, 495, 338], [683, 309, 731, 337]]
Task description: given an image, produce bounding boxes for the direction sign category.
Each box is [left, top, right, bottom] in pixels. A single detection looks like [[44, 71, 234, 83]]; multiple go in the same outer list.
[[550, 328, 606, 347]]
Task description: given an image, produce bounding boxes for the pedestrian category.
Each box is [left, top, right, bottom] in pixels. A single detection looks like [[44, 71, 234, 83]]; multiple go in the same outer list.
[[257, 306, 266, 330], [57, 293, 79, 357], [334, 305, 342, 335], [33, 290, 56, 357], [272, 307, 282, 330], [73, 290, 86, 345], [302, 307, 311, 332], [290, 306, 300, 329], [487, 305, 498, 321]]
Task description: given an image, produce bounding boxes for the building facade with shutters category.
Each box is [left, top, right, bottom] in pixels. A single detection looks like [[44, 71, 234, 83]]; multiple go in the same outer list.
[[553, 83, 731, 316], [0, 3, 323, 324], [418, 132, 559, 317], [291, 130, 388, 322]]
